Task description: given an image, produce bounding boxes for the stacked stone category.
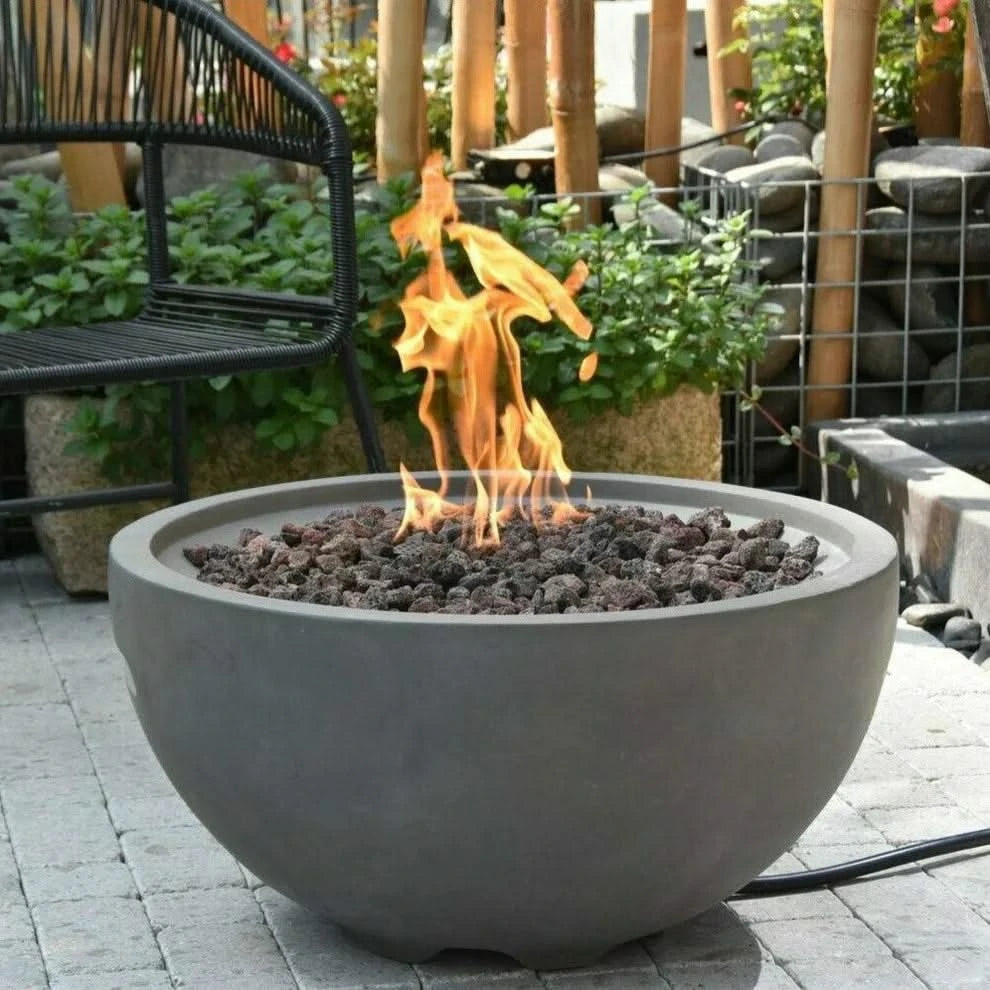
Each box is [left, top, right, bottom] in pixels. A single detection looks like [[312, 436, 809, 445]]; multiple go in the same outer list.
[[697, 128, 990, 483]]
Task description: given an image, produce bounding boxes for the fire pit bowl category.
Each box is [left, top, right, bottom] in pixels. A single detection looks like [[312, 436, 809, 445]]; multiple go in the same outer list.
[[109, 471, 897, 970]]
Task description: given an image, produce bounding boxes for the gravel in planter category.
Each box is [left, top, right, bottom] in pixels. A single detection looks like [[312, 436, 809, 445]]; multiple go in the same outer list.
[[184, 504, 820, 615]]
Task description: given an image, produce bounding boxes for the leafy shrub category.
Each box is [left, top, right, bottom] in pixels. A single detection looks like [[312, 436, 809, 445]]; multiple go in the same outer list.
[[728, 0, 966, 128], [0, 170, 771, 481]]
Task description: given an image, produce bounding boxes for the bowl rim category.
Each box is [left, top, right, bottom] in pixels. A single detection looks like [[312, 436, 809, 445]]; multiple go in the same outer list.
[[109, 471, 899, 627]]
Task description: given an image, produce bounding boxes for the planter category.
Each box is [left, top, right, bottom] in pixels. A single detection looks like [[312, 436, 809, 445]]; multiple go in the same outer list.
[[24, 388, 720, 594], [109, 471, 898, 970]]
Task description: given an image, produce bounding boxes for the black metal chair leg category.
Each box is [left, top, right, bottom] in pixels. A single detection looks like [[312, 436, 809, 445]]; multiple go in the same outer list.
[[340, 337, 387, 473], [170, 381, 191, 503]]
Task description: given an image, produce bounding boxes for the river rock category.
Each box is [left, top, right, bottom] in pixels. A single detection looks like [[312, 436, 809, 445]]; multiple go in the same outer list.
[[901, 602, 970, 628], [755, 134, 809, 164], [755, 286, 807, 382], [598, 163, 651, 192], [612, 199, 695, 244], [512, 104, 646, 158], [812, 128, 890, 172], [753, 232, 812, 280], [767, 120, 816, 154], [725, 156, 820, 215], [941, 615, 983, 651], [864, 207, 990, 263], [923, 343, 990, 411], [885, 262, 960, 359], [754, 190, 820, 233], [854, 382, 914, 418], [679, 117, 722, 169], [693, 145, 755, 175], [856, 296, 931, 382], [874, 145, 990, 214]]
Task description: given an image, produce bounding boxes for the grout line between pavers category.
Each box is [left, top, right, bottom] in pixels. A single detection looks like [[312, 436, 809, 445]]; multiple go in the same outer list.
[[248, 884, 303, 990], [19, 569, 176, 989]]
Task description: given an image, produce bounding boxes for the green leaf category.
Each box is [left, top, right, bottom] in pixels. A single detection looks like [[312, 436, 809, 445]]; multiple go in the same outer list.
[[272, 430, 296, 451], [208, 375, 233, 392]]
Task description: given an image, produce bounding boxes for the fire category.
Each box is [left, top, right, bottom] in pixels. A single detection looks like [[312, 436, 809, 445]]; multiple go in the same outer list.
[[391, 153, 597, 547]]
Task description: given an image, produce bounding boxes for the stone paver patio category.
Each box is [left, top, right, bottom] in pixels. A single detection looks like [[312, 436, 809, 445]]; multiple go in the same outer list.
[[3, 553, 990, 989]]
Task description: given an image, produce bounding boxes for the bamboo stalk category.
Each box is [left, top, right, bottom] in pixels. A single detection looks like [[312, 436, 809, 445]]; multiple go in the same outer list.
[[806, 0, 882, 424], [24, 0, 127, 209], [962, 8, 990, 146], [645, 0, 687, 191], [504, 0, 548, 141], [547, 0, 599, 226], [823, 0, 835, 88], [376, 0, 426, 180], [451, 0, 496, 169], [916, 2, 962, 138], [704, 0, 751, 144]]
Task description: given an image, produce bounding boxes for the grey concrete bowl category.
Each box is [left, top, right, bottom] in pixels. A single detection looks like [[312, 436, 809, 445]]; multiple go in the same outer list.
[[109, 472, 898, 970]]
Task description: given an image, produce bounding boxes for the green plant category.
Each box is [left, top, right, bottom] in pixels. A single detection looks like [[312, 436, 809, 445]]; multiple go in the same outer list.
[[726, 0, 966, 128], [1, 170, 775, 483]]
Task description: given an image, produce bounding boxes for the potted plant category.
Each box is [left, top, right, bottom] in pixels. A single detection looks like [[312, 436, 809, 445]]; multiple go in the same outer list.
[[5, 169, 771, 593]]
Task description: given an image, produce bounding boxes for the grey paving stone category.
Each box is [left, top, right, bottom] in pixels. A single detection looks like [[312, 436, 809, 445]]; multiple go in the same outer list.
[[14, 556, 70, 607], [661, 959, 799, 989], [33, 896, 163, 980], [746, 917, 891, 966], [157, 920, 295, 988], [0, 704, 93, 781], [120, 826, 245, 896], [0, 837, 24, 906], [0, 938, 49, 988], [936, 772, 990, 815], [82, 718, 155, 755], [20, 860, 137, 905], [2, 773, 105, 810], [106, 794, 199, 835], [861, 802, 987, 844], [414, 950, 542, 988], [89, 743, 172, 789], [144, 886, 263, 932], [791, 842, 892, 871], [785, 955, 927, 989], [540, 943, 667, 989], [31, 601, 114, 661], [730, 887, 851, 925], [928, 847, 990, 922], [792, 796, 887, 847], [837, 775, 953, 811], [0, 647, 66, 707], [96, 751, 178, 803], [899, 947, 990, 989], [257, 886, 421, 989], [868, 695, 983, 749], [5, 791, 121, 870], [49, 970, 173, 990], [901, 744, 990, 779], [934, 693, 990, 741], [837, 738, 916, 785], [643, 905, 764, 968], [2, 898, 38, 941], [834, 872, 990, 956]]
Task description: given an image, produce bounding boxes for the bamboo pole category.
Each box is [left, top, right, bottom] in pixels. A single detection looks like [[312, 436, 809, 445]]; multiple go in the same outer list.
[[962, 8, 990, 146], [823, 0, 835, 88], [24, 0, 127, 209], [806, 0, 882, 424], [916, 2, 962, 138], [376, 0, 426, 180], [504, 0, 548, 141], [547, 0, 600, 226], [224, 0, 269, 43], [704, 0, 751, 144], [450, 0, 496, 169], [645, 0, 687, 191]]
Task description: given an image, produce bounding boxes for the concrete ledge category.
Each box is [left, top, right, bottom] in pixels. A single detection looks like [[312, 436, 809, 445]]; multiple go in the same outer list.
[[807, 413, 990, 628]]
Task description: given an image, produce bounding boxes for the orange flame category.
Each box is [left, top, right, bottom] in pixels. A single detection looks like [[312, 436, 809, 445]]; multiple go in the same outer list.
[[391, 153, 597, 547]]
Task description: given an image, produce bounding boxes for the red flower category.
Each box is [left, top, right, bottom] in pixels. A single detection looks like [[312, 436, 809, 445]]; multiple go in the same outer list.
[[274, 41, 298, 64], [932, 14, 954, 32], [933, 0, 958, 16], [332, 91, 348, 108], [734, 99, 747, 113]]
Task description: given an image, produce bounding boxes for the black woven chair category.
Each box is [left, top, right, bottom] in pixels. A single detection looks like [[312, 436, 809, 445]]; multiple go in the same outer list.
[[0, 0, 385, 524]]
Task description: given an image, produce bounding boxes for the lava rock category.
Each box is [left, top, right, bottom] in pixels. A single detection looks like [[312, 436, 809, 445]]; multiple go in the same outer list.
[[724, 157, 821, 215], [755, 133, 809, 163], [923, 344, 990, 412], [940, 615, 983, 651], [864, 207, 990, 264], [874, 145, 990, 214], [900, 602, 971, 628]]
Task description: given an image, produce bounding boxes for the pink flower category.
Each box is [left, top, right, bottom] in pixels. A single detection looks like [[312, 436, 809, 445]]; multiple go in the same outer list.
[[734, 99, 747, 113], [332, 91, 348, 108], [273, 41, 298, 63], [933, 0, 958, 16], [931, 14, 954, 32]]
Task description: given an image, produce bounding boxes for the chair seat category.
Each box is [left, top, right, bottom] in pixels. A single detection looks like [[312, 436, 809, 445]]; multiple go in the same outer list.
[[0, 285, 344, 394]]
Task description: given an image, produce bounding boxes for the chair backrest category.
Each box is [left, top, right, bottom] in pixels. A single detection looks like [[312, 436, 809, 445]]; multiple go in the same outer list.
[[0, 0, 350, 166]]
